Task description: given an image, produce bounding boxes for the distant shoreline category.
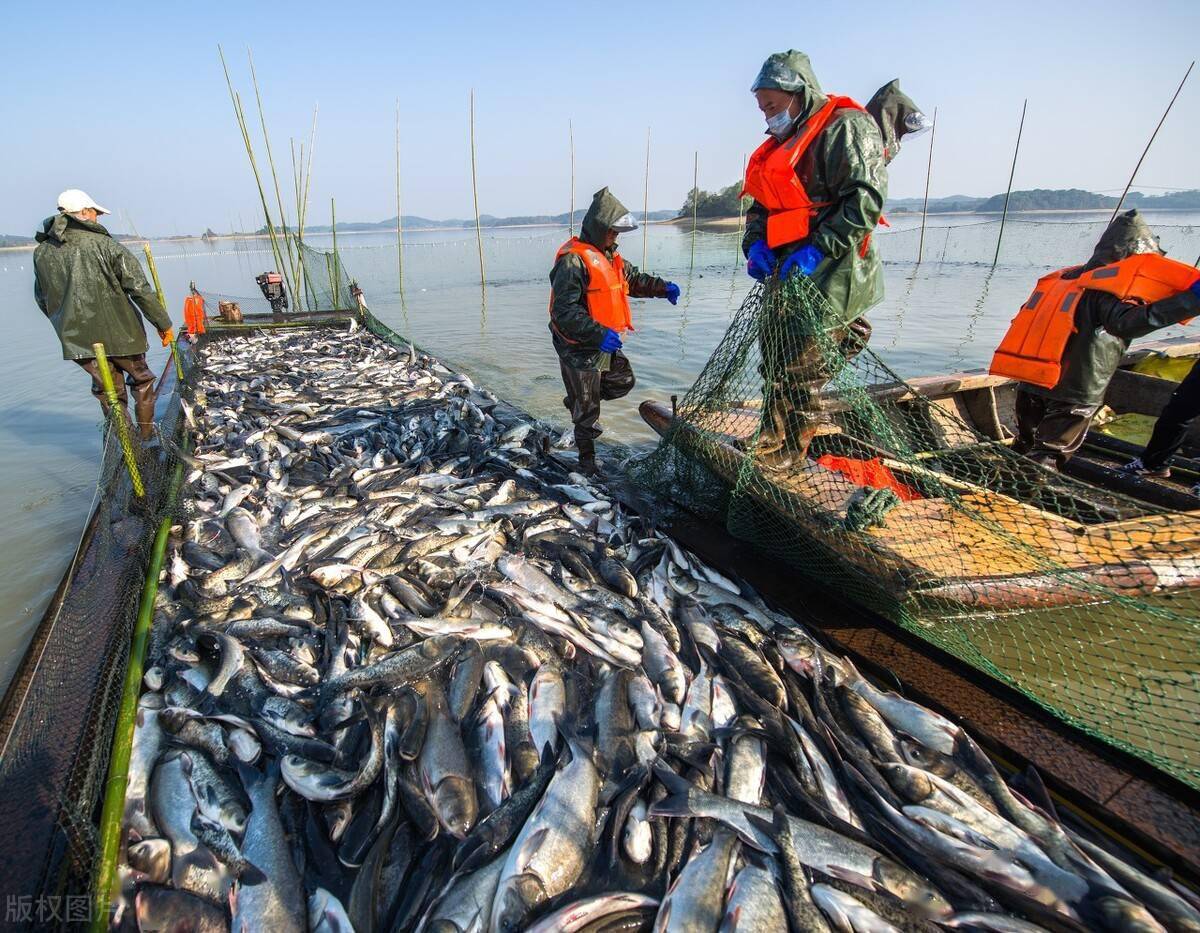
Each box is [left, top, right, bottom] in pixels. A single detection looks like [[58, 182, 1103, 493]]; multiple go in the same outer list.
[[2, 207, 1196, 253]]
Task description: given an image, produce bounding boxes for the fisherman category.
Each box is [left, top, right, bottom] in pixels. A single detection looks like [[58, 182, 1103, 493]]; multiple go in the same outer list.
[[741, 50, 889, 468], [990, 209, 1200, 470], [549, 187, 679, 476], [33, 189, 174, 441], [1121, 359, 1200, 484]]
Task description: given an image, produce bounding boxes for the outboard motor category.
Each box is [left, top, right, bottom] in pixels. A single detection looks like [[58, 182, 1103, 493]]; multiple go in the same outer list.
[[255, 271, 288, 319]]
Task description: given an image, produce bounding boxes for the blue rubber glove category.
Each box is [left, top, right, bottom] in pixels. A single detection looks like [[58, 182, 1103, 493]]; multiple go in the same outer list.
[[664, 282, 680, 305], [599, 328, 622, 353], [780, 244, 824, 278], [1190, 279, 1200, 300], [746, 240, 774, 280]]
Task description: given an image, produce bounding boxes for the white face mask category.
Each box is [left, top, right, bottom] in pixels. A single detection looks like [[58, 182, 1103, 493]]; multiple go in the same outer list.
[[765, 97, 798, 139]]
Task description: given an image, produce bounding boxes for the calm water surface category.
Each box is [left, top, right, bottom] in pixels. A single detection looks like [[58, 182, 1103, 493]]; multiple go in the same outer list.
[[3, 212, 1199, 690]]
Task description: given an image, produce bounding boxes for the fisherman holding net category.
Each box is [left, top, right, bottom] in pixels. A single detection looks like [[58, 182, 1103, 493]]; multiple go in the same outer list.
[[740, 51, 904, 470], [990, 209, 1200, 470], [549, 187, 680, 476], [33, 189, 174, 442]]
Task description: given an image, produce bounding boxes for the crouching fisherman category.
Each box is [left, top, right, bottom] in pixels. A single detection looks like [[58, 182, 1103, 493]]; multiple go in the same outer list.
[[990, 209, 1200, 470], [549, 187, 679, 476], [33, 189, 174, 441]]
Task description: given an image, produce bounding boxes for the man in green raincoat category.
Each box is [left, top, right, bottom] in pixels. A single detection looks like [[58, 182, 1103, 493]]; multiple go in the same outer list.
[[549, 187, 679, 475], [741, 50, 888, 468], [34, 189, 173, 441]]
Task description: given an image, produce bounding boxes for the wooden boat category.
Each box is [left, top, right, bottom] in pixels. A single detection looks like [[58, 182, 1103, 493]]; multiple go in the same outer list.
[[641, 335, 1200, 612]]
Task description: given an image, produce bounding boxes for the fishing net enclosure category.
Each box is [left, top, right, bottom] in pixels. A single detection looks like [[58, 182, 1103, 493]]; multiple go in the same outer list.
[[629, 271, 1200, 791], [0, 358, 192, 927]]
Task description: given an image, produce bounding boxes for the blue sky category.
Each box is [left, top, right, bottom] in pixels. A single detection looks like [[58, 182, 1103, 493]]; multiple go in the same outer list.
[[2, 0, 1198, 236]]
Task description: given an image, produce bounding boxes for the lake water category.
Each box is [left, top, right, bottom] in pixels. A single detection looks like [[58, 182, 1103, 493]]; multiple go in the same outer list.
[[3, 211, 1200, 691]]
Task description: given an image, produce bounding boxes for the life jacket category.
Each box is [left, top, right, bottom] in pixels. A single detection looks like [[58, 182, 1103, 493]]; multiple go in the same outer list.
[[183, 293, 206, 336], [989, 253, 1200, 389], [742, 95, 885, 256], [548, 238, 632, 342]]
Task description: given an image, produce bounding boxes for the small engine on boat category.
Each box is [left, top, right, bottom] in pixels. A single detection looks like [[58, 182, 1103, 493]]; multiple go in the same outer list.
[[255, 271, 288, 318]]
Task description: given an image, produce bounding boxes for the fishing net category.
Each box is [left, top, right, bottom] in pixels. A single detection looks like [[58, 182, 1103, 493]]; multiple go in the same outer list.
[[0, 358, 193, 928], [629, 271, 1200, 791]]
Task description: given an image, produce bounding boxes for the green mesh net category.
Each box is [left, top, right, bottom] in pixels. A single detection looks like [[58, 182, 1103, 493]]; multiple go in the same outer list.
[[630, 273, 1200, 790]]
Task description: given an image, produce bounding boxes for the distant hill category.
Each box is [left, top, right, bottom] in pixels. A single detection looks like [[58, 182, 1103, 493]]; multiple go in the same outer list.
[[0, 234, 34, 247], [274, 209, 679, 235], [886, 188, 1200, 214]]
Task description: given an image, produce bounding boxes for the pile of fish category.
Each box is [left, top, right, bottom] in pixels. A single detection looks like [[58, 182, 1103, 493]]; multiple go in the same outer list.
[[115, 324, 1200, 932]]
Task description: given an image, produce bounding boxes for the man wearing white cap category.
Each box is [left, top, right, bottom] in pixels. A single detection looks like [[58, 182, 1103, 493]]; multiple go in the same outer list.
[[33, 189, 174, 440]]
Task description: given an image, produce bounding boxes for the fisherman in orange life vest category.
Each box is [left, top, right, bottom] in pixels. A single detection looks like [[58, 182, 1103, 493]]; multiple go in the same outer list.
[[741, 50, 889, 469], [549, 187, 679, 476], [990, 210, 1200, 470]]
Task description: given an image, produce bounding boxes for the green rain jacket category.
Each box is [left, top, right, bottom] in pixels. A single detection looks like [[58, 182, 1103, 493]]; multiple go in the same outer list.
[[33, 213, 171, 361], [549, 188, 667, 370], [742, 50, 888, 329], [1023, 210, 1200, 408]]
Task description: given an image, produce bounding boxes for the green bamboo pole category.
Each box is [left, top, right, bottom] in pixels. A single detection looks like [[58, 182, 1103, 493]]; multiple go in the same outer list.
[[1111, 60, 1193, 221], [90, 457, 183, 932], [642, 127, 651, 269], [470, 90, 487, 306], [992, 99, 1027, 269], [690, 150, 699, 272], [916, 107, 937, 266], [568, 119, 576, 237], [93, 342, 145, 498], [218, 46, 290, 291], [141, 243, 184, 381], [247, 48, 301, 299], [330, 197, 341, 310]]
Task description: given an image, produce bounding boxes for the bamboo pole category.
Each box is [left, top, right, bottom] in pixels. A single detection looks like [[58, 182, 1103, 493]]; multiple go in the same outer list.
[[916, 106, 937, 266], [737, 153, 747, 241], [395, 99, 407, 317], [247, 48, 301, 298], [690, 151, 699, 272], [642, 127, 651, 269], [469, 90, 487, 304], [93, 343, 145, 498], [330, 197, 341, 310], [992, 99, 1027, 269], [569, 119, 576, 237], [299, 105, 319, 309], [217, 47, 289, 292], [1111, 60, 1194, 221], [141, 243, 184, 381], [90, 455, 182, 932]]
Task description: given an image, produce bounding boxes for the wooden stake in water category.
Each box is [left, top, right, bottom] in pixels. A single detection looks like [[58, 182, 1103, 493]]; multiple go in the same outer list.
[[642, 127, 651, 268], [470, 90, 487, 307], [737, 153, 747, 241], [568, 119, 576, 237], [141, 243, 184, 381], [690, 150, 699, 272], [992, 99, 1027, 269], [330, 197, 341, 309], [1111, 60, 1194, 221], [916, 106, 937, 266], [395, 99, 408, 318]]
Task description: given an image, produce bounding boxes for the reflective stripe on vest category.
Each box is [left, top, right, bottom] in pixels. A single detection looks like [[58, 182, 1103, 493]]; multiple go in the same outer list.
[[989, 253, 1200, 389], [742, 94, 883, 251], [548, 238, 633, 343]]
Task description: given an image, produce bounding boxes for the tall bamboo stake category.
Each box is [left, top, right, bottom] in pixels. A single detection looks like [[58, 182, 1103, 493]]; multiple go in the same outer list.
[[218, 46, 289, 285], [568, 119, 576, 236], [299, 105, 319, 309], [330, 197, 341, 309], [690, 151, 699, 272], [289, 139, 307, 309], [1111, 60, 1194, 221], [642, 127, 651, 268], [247, 48, 301, 296], [396, 100, 408, 317], [470, 90, 487, 304], [916, 107, 937, 266], [142, 243, 184, 381], [737, 153, 747, 241], [992, 99, 1027, 269]]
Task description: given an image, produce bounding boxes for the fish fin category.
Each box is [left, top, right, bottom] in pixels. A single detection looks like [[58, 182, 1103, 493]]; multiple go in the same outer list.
[[513, 826, 549, 872], [172, 844, 219, 888], [234, 758, 264, 791], [239, 861, 268, 886]]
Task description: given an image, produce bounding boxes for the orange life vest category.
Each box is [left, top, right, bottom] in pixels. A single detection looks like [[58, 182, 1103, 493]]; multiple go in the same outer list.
[[548, 238, 633, 341], [990, 253, 1200, 389], [183, 293, 206, 335], [742, 95, 883, 254]]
